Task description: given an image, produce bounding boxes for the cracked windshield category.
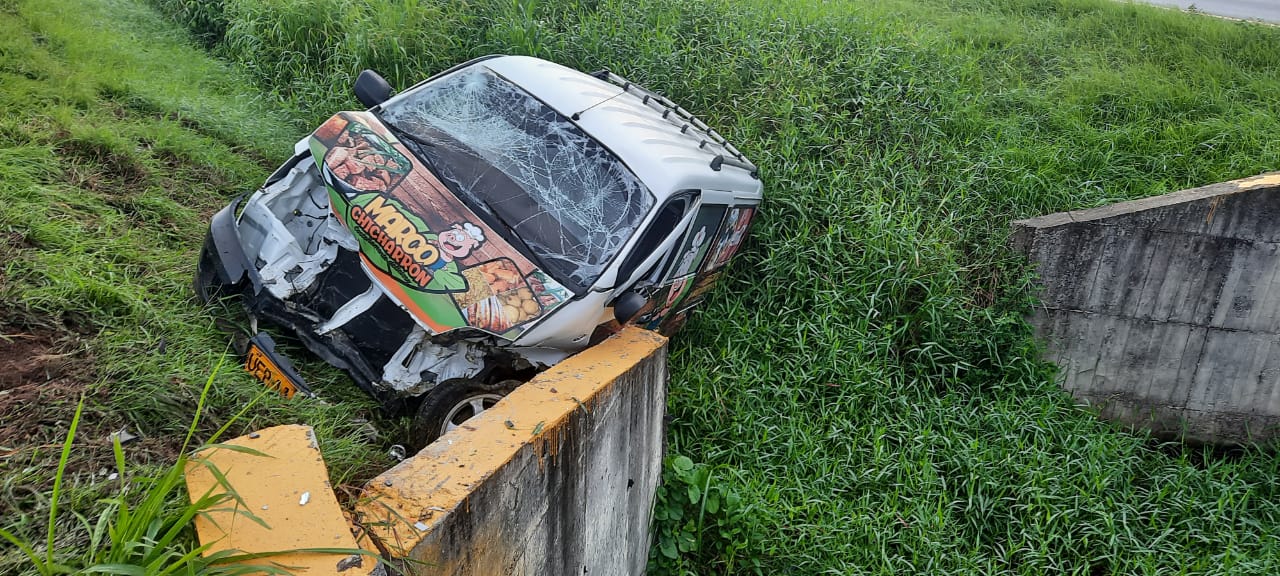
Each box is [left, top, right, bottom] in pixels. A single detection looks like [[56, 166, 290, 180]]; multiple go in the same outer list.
[[380, 66, 654, 291]]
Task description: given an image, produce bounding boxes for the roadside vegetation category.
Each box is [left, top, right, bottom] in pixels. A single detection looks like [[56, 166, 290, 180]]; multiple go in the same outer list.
[[3, 0, 1280, 573], [0, 1, 395, 572]]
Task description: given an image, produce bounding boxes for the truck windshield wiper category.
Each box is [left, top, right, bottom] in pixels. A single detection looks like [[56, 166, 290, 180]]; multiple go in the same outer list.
[[469, 196, 561, 281]]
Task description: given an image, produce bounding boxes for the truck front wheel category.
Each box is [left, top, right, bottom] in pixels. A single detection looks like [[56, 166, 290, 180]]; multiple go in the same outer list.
[[410, 378, 521, 448]]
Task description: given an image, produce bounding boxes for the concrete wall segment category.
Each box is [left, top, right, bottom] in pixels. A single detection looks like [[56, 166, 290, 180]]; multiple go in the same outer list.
[[183, 328, 671, 574], [1014, 172, 1280, 444], [356, 326, 668, 575]]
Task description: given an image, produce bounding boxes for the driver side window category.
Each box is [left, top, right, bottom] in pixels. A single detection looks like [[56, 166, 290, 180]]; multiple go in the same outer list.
[[617, 192, 695, 286]]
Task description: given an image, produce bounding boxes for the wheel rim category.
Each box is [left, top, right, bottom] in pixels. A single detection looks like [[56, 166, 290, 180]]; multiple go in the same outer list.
[[441, 393, 505, 436]]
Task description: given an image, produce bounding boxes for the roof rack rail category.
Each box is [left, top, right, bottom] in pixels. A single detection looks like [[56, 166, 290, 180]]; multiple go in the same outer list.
[[590, 68, 759, 180]]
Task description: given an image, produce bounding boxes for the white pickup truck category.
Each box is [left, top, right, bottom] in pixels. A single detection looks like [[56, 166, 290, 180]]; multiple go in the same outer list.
[[195, 55, 762, 445]]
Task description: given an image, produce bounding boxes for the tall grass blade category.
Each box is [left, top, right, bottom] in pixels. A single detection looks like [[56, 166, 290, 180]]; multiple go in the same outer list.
[[46, 397, 85, 570], [0, 526, 46, 575]]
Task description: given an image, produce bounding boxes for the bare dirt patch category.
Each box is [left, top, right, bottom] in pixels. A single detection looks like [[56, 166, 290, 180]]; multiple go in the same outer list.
[[0, 230, 32, 268], [1, 326, 86, 412], [0, 315, 181, 518], [0, 322, 103, 463]]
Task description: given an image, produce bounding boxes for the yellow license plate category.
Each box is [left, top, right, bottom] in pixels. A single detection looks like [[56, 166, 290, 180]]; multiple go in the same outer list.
[[245, 342, 301, 399]]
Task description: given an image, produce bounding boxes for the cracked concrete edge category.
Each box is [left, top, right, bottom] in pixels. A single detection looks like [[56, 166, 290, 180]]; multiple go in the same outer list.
[[352, 326, 668, 563], [1077, 391, 1280, 444]]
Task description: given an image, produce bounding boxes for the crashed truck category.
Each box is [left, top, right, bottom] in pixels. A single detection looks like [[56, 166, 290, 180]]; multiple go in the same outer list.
[[194, 55, 762, 446]]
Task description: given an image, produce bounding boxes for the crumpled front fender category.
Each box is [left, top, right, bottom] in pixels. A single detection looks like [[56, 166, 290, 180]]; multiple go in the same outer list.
[[193, 196, 259, 302]]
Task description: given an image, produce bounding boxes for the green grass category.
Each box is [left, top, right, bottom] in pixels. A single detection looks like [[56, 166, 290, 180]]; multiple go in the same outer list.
[[1, 367, 378, 576], [0, 0, 399, 572], [4, 0, 1280, 573], [152, 0, 1280, 573]]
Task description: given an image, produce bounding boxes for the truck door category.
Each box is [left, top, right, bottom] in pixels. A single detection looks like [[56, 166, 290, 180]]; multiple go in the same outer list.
[[633, 193, 733, 332]]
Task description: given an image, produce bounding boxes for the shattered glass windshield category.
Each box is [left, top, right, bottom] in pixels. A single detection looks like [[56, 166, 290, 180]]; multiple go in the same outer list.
[[379, 66, 654, 292]]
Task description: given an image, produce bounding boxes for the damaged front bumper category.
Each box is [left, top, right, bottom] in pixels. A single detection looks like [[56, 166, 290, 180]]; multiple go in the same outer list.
[[194, 196, 414, 412], [195, 180, 522, 414], [193, 197, 256, 303]]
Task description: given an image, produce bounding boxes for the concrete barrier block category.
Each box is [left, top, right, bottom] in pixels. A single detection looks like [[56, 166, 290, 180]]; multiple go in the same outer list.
[[185, 424, 378, 575], [1014, 172, 1280, 444], [356, 326, 668, 575]]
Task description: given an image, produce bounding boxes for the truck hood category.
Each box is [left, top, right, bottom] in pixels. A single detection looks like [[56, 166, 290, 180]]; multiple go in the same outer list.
[[308, 111, 572, 339]]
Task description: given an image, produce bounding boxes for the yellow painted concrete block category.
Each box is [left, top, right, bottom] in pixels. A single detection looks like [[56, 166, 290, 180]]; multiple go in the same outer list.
[[185, 424, 376, 575], [356, 326, 668, 562]]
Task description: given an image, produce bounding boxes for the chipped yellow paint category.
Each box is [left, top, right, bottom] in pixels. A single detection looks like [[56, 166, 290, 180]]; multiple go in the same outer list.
[[1233, 172, 1280, 189], [355, 326, 667, 560], [185, 424, 376, 575]]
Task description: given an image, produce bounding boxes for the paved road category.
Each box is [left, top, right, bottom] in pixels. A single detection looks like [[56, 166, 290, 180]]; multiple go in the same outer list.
[[1135, 0, 1280, 22]]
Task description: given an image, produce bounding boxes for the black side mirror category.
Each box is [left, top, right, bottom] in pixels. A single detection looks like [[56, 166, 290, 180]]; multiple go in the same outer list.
[[354, 70, 392, 108], [613, 291, 647, 324]]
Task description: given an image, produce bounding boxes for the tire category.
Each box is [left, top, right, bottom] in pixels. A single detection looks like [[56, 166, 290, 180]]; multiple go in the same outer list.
[[410, 378, 521, 448]]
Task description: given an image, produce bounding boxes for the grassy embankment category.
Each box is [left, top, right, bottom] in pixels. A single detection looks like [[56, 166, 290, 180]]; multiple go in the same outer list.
[[147, 0, 1280, 573], [0, 0, 396, 572], [2, 0, 1280, 573]]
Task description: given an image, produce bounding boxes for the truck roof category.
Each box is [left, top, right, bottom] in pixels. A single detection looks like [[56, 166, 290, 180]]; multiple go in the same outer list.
[[482, 56, 763, 203]]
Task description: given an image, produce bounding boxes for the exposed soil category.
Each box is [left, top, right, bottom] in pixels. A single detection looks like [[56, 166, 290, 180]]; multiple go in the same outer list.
[[0, 315, 180, 517], [0, 322, 97, 443], [0, 230, 33, 266], [54, 135, 150, 192]]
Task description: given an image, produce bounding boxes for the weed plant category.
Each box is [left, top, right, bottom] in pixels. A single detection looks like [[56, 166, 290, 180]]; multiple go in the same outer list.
[[0, 0, 395, 572], [1, 364, 374, 575]]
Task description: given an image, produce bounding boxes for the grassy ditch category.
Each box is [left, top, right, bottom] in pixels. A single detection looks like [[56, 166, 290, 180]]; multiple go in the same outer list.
[[0, 0, 398, 572], [1, 0, 1278, 573], [146, 0, 1280, 573]]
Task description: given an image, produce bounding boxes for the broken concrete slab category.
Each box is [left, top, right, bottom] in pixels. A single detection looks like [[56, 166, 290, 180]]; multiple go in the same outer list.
[[184, 424, 380, 575]]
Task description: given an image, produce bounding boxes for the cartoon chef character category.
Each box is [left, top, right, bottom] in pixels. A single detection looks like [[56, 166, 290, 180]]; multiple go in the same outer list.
[[675, 226, 707, 277], [711, 208, 750, 268], [439, 222, 486, 263], [423, 222, 487, 293]]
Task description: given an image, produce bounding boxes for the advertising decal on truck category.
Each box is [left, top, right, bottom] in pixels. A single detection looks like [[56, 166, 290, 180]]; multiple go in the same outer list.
[[309, 112, 569, 338]]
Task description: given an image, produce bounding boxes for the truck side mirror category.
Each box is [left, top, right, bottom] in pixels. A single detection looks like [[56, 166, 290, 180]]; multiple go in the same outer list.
[[354, 70, 392, 108], [612, 291, 647, 324]]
